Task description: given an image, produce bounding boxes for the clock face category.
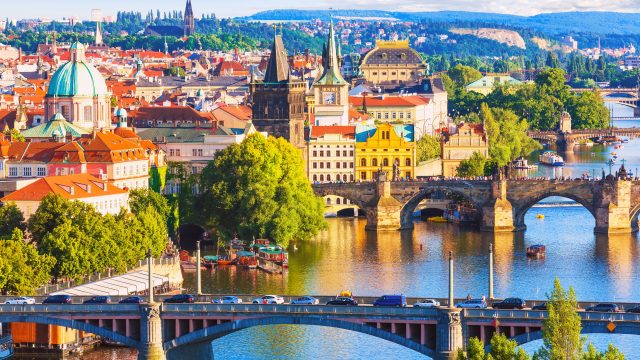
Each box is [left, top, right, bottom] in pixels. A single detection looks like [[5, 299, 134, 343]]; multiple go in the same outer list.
[[323, 92, 336, 105]]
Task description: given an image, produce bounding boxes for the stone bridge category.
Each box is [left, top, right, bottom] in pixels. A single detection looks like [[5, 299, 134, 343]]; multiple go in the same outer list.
[[312, 178, 640, 233], [2, 303, 640, 360], [527, 128, 640, 151]]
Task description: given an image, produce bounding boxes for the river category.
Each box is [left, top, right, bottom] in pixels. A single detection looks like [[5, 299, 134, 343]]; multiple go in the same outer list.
[[89, 115, 640, 359]]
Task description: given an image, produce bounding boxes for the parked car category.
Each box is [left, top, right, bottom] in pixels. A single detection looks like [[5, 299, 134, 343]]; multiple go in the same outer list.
[[586, 303, 619, 312], [251, 295, 284, 304], [626, 305, 640, 313], [492, 298, 525, 310], [4, 297, 35, 305], [373, 294, 407, 307], [42, 295, 72, 304], [413, 299, 440, 308], [83, 296, 111, 304], [326, 297, 358, 306], [212, 296, 243, 304], [119, 296, 144, 304], [163, 294, 195, 304], [455, 299, 487, 309], [291, 296, 319, 305], [532, 302, 548, 311]]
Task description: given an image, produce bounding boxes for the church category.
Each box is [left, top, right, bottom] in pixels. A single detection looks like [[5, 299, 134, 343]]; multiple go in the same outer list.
[[144, 0, 195, 37]]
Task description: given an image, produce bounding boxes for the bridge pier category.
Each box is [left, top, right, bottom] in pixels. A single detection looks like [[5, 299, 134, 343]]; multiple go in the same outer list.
[[435, 308, 463, 359], [138, 304, 166, 360], [481, 180, 515, 232], [594, 180, 634, 234], [365, 176, 403, 231]]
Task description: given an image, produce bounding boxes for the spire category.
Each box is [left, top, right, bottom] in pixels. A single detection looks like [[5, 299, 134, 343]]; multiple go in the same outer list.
[[263, 34, 291, 83], [314, 17, 346, 85], [95, 21, 103, 46], [184, 0, 195, 36]]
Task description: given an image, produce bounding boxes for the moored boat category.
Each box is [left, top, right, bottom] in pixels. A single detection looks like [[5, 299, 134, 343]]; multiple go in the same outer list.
[[526, 245, 546, 258], [0, 334, 13, 360], [539, 151, 564, 166]]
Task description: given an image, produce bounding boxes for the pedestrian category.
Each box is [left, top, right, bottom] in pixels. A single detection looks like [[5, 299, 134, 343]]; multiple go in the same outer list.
[[467, 293, 471, 301]]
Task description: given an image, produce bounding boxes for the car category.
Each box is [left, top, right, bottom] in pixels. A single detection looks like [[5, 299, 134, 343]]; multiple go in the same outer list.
[[586, 303, 619, 312], [326, 297, 358, 306], [4, 297, 35, 305], [291, 296, 319, 305], [455, 299, 487, 309], [492, 297, 525, 310], [119, 296, 144, 304], [212, 296, 243, 304], [83, 296, 111, 304], [42, 295, 73, 304], [163, 294, 195, 304], [414, 299, 440, 308], [373, 295, 407, 307], [532, 302, 548, 311], [251, 295, 284, 304], [626, 305, 640, 313]]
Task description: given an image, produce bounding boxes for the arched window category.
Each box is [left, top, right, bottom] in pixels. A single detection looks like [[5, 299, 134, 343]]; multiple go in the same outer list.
[[326, 198, 332, 205], [372, 158, 378, 167], [327, 174, 332, 181], [343, 174, 347, 182], [383, 158, 389, 167], [313, 175, 317, 182], [336, 198, 341, 205], [320, 174, 324, 182], [360, 158, 367, 167], [350, 174, 354, 182], [405, 158, 411, 166]]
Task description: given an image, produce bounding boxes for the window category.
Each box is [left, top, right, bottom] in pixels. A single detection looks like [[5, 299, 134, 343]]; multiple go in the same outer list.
[[320, 162, 324, 169], [326, 198, 332, 205], [8, 167, 17, 177], [198, 149, 203, 157], [336, 198, 341, 205], [392, 112, 396, 119], [343, 162, 347, 168], [360, 172, 367, 180], [0, 162, 3, 171], [343, 174, 347, 182], [350, 162, 354, 168], [327, 174, 332, 181], [169, 149, 175, 157], [313, 151, 317, 157], [407, 113, 412, 119], [405, 171, 411, 179], [320, 151, 324, 157], [313, 162, 317, 169], [191, 166, 198, 175], [360, 159, 366, 167], [176, 149, 181, 157], [60, 105, 70, 120], [405, 158, 411, 166], [84, 106, 92, 122], [320, 174, 324, 182], [326, 162, 330, 169], [372, 158, 378, 167], [350, 174, 354, 181], [326, 151, 331, 157], [313, 175, 317, 182], [377, 113, 382, 119], [192, 149, 198, 156], [336, 162, 341, 169], [23, 167, 32, 177], [350, 151, 354, 156], [383, 158, 389, 167], [342, 151, 347, 157], [384, 113, 389, 119], [399, 113, 404, 119], [37, 167, 46, 177]]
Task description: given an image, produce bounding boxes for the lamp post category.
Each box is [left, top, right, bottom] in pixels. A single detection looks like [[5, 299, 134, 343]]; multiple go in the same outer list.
[[196, 240, 202, 298], [448, 251, 454, 308], [489, 244, 494, 300]]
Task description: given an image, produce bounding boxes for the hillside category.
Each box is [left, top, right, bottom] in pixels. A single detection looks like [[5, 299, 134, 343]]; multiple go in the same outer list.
[[450, 28, 526, 49]]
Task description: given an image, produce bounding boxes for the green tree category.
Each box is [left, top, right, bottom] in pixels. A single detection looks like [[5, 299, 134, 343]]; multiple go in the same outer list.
[[489, 333, 531, 360], [534, 278, 584, 360], [0, 203, 26, 239], [4, 128, 25, 142], [456, 152, 487, 177], [0, 228, 55, 294], [165, 66, 186, 76], [416, 135, 441, 162], [198, 134, 325, 247], [566, 91, 609, 129], [448, 64, 483, 89]]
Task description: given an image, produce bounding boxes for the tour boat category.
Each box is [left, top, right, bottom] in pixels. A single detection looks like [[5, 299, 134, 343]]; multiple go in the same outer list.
[[258, 246, 289, 268], [0, 335, 13, 360], [539, 151, 564, 166], [526, 245, 546, 258]]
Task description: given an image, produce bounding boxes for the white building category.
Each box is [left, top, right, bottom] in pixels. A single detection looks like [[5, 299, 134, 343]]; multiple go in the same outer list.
[[307, 126, 356, 183]]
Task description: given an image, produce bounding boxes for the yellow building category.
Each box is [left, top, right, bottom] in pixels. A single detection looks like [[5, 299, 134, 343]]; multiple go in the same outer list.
[[355, 123, 415, 181], [441, 123, 489, 177], [360, 40, 427, 85]]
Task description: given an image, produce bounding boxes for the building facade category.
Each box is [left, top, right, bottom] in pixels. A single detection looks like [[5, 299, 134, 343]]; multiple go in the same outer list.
[[307, 126, 356, 183], [355, 123, 415, 181], [441, 123, 489, 177], [360, 40, 427, 85], [349, 95, 435, 138]]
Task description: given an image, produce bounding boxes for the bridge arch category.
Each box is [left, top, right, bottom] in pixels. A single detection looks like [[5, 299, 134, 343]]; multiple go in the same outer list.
[[507, 323, 640, 347], [513, 193, 595, 230], [0, 314, 140, 349], [400, 186, 482, 229], [164, 315, 436, 358]]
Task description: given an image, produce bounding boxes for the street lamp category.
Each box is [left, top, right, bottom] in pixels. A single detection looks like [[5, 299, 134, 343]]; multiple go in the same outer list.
[[607, 159, 615, 175]]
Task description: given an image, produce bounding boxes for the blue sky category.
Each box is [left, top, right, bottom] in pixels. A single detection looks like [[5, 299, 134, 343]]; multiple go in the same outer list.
[[4, 0, 640, 19]]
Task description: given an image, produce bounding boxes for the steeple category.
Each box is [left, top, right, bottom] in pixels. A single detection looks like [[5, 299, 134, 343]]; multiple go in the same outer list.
[[95, 22, 103, 46], [263, 34, 290, 83], [314, 18, 346, 85], [184, 0, 195, 37]]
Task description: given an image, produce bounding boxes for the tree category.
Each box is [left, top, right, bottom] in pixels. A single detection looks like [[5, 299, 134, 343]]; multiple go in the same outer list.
[[566, 91, 609, 129], [198, 134, 326, 247], [448, 64, 483, 89], [4, 128, 25, 142], [0, 203, 25, 239], [0, 229, 55, 295], [456, 334, 531, 360], [416, 135, 441, 162], [456, 152, 487, 177], [534, 278, 584, 360]]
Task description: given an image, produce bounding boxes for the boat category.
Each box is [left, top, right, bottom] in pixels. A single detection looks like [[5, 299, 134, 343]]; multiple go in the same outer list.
[[536, 214, 545, 219], [216, 256, 234, 266], [539, 151, 564, 166], [0, 335, 13, 360], [513, 158, 535, 169], [258, 246, 289, 268], [428, 216, 448, 223], [202, 255, 218, 268], [526, 245, 546, 258], [622, 138, 629, 143], [444, 203, 476, 224]]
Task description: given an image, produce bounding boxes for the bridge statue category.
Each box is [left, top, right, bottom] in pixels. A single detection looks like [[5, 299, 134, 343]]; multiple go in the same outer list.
[[313, 176, 640, 234]]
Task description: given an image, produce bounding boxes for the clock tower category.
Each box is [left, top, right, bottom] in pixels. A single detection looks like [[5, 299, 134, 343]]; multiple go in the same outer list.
[[312, 19, 350, 126]]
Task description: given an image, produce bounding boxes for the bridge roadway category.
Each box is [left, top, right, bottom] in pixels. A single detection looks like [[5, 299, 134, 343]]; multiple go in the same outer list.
[[1, 299, 640, 360], [312, 178, 640, 233], [527, 128, 640, 151]]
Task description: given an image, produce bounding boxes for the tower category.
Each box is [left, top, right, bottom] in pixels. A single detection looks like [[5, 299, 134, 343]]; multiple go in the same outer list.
[[312, 19, 350, 126], [95, 21, 103, 46], [251, 34, 307, 155], [184, 0, 195, 37]]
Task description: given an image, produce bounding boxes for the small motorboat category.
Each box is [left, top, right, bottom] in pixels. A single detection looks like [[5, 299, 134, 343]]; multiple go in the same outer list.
[[527, 245, 546, 258], [535, 214, 545, 219]]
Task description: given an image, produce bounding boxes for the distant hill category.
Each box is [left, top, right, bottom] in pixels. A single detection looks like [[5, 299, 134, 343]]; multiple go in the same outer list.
[[243, 10, 640, 35]]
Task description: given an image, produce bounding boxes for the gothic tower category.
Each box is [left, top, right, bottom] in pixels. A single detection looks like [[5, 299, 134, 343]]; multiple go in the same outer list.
[[251, 34, 307, 155], [184, 0, 195, 37]]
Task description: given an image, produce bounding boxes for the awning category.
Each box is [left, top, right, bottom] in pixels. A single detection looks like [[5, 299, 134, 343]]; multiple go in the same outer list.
[[51, 271, 169, 296]]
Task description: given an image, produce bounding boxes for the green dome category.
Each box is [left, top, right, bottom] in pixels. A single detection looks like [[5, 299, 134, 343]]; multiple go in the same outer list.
[[46, 43, 108, 97], [116, 108, 128, 118]]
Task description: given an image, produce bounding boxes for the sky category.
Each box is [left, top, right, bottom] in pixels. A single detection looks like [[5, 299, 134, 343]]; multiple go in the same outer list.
[[4, 0, 640, 20]]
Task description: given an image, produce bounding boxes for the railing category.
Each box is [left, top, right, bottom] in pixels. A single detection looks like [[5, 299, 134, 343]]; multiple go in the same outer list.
[[0, 304, 141, 314], [464, 308, 640, 322]]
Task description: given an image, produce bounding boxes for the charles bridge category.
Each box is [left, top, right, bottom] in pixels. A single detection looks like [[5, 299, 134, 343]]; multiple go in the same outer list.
[[312, 176, 640, 233], [527, 128, 640, 151], [2, 298, 640, 360]]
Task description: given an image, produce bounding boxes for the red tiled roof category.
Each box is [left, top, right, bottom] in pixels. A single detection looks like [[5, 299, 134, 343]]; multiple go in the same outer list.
[[216, 105, 252, 120], [349, 95, 430, 107], [130, 106, 216, 122], [83, 131, 148, 163], [309, 125, 356, 139], [1, 173, 128, 202]]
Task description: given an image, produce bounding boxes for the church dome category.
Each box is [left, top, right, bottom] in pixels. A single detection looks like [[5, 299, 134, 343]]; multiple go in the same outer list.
[[46, 42, 109, 98]]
